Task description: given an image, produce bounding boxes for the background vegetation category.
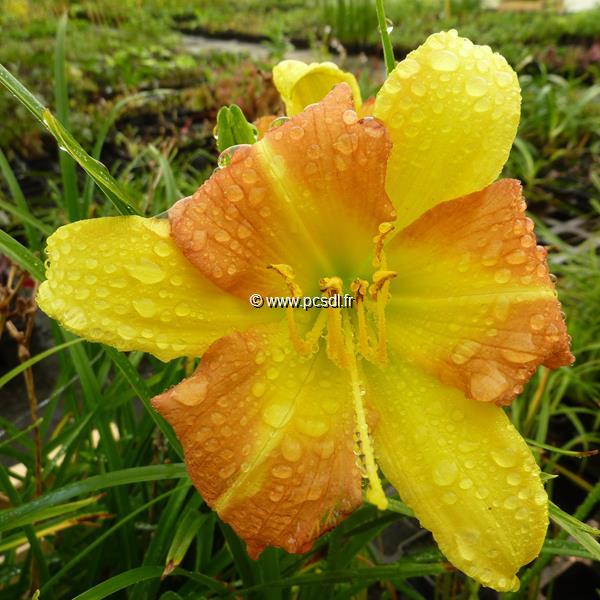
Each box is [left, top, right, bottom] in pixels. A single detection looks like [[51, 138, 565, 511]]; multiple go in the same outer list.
[[0, 0, 599, 598]]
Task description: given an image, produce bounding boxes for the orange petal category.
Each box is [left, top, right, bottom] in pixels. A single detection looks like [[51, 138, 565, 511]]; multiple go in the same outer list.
[[255, 115, 277, 140], [386, 179, 573, 405], [152, 323, 362, 558], [169, 83, 394, 299]]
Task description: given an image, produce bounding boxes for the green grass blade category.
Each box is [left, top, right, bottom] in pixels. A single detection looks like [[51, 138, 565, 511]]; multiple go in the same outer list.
[[54, 13, 79, 221], [7, 495, 103, 532], [0, 148, 40, 248], [72, 566, 164, 600], [0, 62, 46, 122], [0, 338, 83, 389], [164, 510, 207, 575], [0, 62, 140, 217], [81, 89, 174, 216], [544, 501, 600, 581], [0, 198, 53, 237], [0, 229, 45, 280], [103, 347, 183, 458], [0, 464, 187, 533], [148, 145, 182, 205], [41, 487, 181, 594], [42, 110, 141, 216]]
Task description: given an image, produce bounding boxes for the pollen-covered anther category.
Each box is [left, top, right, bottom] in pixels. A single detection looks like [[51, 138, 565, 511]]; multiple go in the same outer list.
[[320, 276, 350, 368], [268, 263, 303, 298], [319, 276, 344, 296], [267, 263, 325, 356], [369, 270, 397, 298], [351, 278, 376, 362], [372, 222, 395, 269]]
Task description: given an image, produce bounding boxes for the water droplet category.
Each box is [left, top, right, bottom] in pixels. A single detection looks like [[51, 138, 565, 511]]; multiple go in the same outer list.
[[211, 412, 225, 425], [281, 437, 302, 462], [262, 402, 290, 428], [385, 17, 393, 34], [433, 459, 458, 486], [491, 447, 518, 468], [451, 340, 480, 364], [342, 109, 358, 125], [411, 81, 426, 97], [175, 302, 191, 317], [214, 229, 231, 243], [334, 133, 358, 155], [443, 492, 457, 505], [530, 314, 545, 331], [471, 98, 490, 115], [217, 144, 251, 168], [252, 381, 266, 397], [455, 529, 481, 562], [225, 185, 244, 203], [269, 488, 285, 502], [466, 76, 489, 97], [521, 235, 535, 248], [126, 258, 165, 284], [290, 125, 304, 140], [296, 418, 328, 438], [269, 116, 290, 129], [219, 464, 236, 479], [153, 240, 172, 257], [507, 472, 522, 486], [306, 143, 322, 160], [515, 507, 530, 521], [475, 487, 489, 499], [272, 464, 293, 479], [494, 268, 511, 284], [495, 71, 513, 87], [307, 487, 322, 501], [459, 478, 473, 490], [429, 50, 459, 72], [133, 298, 157, 318], [506, 249, 527, 265]]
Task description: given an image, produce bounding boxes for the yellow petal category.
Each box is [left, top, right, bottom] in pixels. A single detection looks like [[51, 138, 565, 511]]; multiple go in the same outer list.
[[386, 180, 573, 405], [152, 323, 362, 558], [37, 216, 270, 361], [373, 29, 521, 229], [273, 60, 362, 116], [364, 356, 548, 592]]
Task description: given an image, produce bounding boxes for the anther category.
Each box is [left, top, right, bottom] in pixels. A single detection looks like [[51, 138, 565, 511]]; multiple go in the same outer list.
[[372, 222, 395, 269], [320, 275, 349, 368], [319, 276, 343, 296], [369, 270, 397, 298], [268, 263, 303, 297]]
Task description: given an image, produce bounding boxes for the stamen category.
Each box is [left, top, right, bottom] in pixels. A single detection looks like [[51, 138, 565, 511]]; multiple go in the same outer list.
[[320, 276, 348, 367], [268, 263, 303, 298], [343, 322, 388, 510], [369, 270, 397, 364], [351, 278, 376, 361], [372, 222, 395, 269], [268, 264, 325, 356]]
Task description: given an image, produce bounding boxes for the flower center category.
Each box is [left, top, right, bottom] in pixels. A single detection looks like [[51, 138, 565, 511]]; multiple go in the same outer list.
[[268, 222, 396, 509]]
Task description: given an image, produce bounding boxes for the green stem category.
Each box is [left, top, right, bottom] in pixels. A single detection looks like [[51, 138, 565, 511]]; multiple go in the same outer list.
[[375, 0, 396, 75]]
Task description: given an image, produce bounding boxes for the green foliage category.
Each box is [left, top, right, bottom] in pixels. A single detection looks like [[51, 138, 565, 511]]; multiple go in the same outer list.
[[214, 104, 258, 153]]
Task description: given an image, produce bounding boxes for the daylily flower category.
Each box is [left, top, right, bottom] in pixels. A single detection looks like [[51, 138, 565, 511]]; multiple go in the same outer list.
[[37, 30, 573, 592]]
